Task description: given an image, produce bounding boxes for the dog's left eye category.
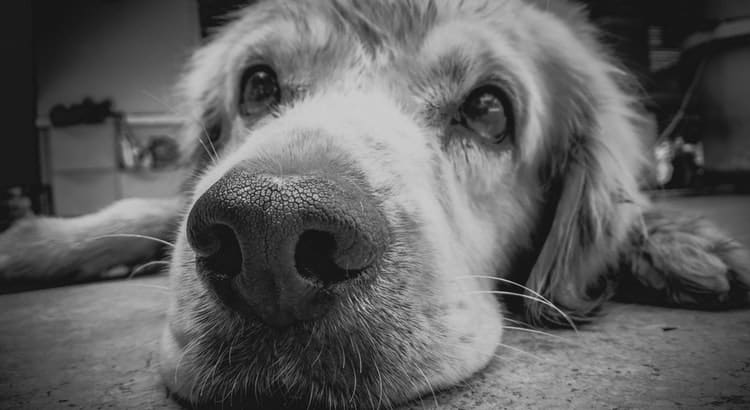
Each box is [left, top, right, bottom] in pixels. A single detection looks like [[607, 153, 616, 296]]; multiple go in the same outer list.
[[455, 85, 513, 144], [239, 65, 280, 117]]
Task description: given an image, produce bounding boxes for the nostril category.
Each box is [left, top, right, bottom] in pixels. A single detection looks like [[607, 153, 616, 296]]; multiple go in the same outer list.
[[196, 224, 243, 279], [294, 230, 364, 284]]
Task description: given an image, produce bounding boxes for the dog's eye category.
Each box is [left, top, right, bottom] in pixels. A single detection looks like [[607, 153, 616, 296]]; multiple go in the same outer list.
[[239, 65, 280, 116], [455, 85, 513, 144]]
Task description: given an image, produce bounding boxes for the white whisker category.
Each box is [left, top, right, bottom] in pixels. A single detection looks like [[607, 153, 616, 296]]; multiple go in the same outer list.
[[89, 233, 175, 248], [415, 365, 438, 409], [128, 260, 170, 278], [453, 275, 555, 308], [495, 342, 547, 362], [455, 275, 578, 332], [442, 339, 547, 364], [122, 283, 169, 291], [465, 289, 578, 332], [502, 326, 581, 347], [503, 317, 531, 327], [139, 89, 219, 163], [374, 360, 385, 410]]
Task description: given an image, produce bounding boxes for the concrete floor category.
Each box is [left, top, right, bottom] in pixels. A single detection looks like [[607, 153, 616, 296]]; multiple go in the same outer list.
[[0, 195, 749, 409]]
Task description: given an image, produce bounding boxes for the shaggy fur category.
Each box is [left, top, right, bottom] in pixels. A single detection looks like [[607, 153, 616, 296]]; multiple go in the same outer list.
[[1, 0, 749, 408]]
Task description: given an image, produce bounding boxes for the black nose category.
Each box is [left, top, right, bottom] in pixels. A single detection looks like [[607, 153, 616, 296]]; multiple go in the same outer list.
[[186, 168, 389, 327]]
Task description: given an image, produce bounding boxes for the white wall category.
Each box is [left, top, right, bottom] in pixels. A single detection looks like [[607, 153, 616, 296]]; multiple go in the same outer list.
[[36, 0, 200, 116], [35, 0, 200, 215]]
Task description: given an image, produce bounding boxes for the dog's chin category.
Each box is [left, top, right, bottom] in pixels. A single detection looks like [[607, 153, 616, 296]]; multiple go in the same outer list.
[[159, 238, 504, 408], [159, 316, 504, 408], [159, 323, 502, 408]]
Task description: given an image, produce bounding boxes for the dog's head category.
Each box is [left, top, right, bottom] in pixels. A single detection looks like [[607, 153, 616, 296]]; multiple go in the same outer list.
[[161, 0, 647, 407]]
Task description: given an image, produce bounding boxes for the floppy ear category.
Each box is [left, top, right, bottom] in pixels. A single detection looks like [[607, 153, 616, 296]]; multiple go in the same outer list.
[[520, 9, 649, 326], [525, 130, 646, 326], [519, 3, 750, 324]]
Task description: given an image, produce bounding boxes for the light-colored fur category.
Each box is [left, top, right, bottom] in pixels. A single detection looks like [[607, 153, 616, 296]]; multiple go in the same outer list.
[[1, 0, 748, 408], [0, 198, 182, 285]]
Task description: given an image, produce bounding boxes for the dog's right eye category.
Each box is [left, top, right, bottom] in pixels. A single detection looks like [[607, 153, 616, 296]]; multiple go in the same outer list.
[[453, 85, 513, 145], [239, 65, 280, 117]]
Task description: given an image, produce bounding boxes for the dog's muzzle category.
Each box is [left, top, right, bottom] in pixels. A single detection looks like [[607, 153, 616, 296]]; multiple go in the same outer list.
[[186, 167, 389, 327]]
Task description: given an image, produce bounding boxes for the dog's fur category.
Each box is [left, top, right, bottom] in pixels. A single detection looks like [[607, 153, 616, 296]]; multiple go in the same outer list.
[[2, 0, 750, 408]]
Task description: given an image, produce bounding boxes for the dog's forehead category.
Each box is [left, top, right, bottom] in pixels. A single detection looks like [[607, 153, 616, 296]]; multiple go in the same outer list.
[[203, 0, 571, 115], [222, 0, 535, 62]]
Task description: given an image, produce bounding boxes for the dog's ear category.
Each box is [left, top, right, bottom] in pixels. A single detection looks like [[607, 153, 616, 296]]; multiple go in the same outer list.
[[520, 10, 649, 326], [525, 133, 645, 326]]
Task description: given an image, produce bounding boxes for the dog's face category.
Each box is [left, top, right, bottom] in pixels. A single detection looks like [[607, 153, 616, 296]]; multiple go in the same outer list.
[[160, 0, 645, 407]]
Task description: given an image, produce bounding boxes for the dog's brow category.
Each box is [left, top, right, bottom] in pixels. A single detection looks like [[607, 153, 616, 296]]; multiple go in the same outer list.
[[415, 41, 526, 129], [246, 0, 440, 57]]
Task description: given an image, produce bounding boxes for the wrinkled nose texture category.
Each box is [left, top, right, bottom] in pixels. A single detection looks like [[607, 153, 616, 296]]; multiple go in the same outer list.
[[186, 168, 389, 327]]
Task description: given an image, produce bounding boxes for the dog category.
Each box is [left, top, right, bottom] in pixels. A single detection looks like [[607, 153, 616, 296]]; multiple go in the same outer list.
[[2, 0, 749, 408]]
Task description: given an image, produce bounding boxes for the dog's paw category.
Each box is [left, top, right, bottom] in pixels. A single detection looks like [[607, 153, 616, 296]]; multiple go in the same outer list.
[[624, 210, 750, 309], [1, 210, 171, 288], [0, 217, 67, 284], [0, 217, 124, 285]]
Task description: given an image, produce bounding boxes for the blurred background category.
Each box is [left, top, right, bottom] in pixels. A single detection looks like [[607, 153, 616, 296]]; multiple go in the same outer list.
[[3, 0, 750, 230]]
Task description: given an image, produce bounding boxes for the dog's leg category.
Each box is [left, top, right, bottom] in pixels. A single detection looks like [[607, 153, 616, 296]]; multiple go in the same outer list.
[[618, 209, 750, 308], [0, 197, 185, 289]]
